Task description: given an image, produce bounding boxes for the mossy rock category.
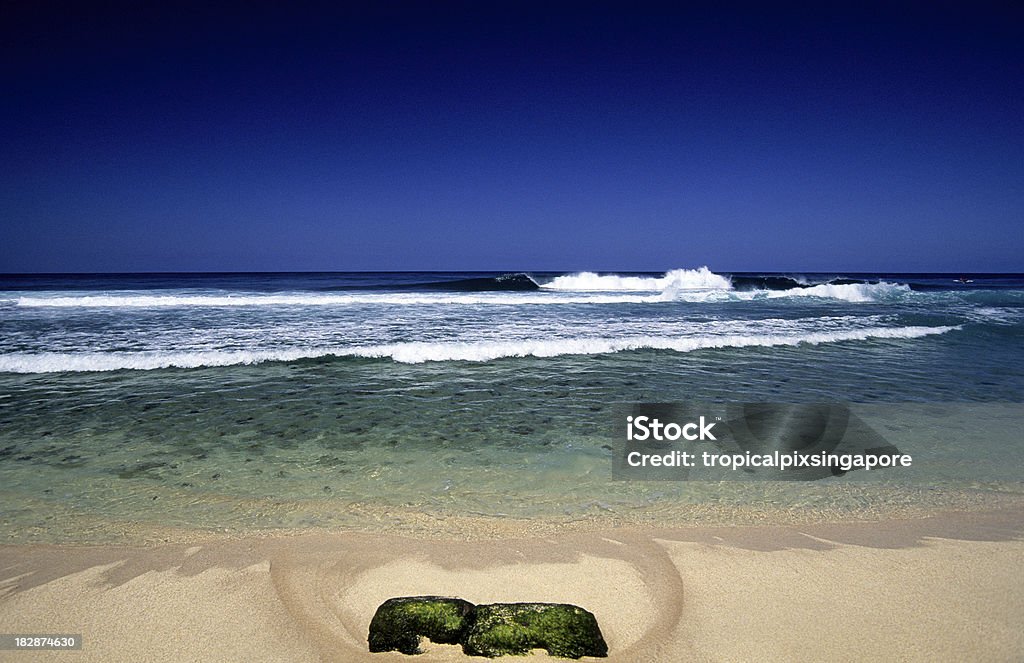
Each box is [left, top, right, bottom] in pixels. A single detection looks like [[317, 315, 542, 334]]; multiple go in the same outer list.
[[461, 602, 608, 659], [367, 596, 476, 654]]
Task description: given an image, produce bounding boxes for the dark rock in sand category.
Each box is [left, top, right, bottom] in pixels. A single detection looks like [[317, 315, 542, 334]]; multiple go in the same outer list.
[[367, 596, 475, 655], [461, 602, 608, 659]]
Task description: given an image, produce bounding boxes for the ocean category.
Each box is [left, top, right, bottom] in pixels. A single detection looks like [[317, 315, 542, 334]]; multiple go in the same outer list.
[[1, 268, 1022, 542]]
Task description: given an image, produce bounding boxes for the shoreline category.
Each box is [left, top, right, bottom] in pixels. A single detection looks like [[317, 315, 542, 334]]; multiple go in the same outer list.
[[2, 508, 1022, 661], [4, 483, 1024, 546]]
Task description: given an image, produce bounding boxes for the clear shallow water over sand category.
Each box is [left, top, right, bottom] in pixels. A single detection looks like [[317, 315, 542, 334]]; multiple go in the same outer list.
[[1, 270, 1023, 542]]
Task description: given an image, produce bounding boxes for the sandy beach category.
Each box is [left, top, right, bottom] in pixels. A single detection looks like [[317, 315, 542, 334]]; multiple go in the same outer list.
[[4, 0, 1023, 660], [1, 509, 1022, 662]]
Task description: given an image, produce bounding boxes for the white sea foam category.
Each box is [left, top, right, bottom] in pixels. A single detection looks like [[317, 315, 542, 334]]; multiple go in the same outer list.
[[352, 325, 956, 362], [762, 282, 911, 303], [0, 325, 959, 372], [13, 293, 401, 308], [542, 267, 732, 291], [12, 293, 659, 307], [967, 306, 1024, 324], [9, 270, 912, 308]]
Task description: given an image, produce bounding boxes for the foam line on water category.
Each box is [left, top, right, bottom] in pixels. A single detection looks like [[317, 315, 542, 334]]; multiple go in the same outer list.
[[0, 325, 959, 372], [10, 281, 911, 308]]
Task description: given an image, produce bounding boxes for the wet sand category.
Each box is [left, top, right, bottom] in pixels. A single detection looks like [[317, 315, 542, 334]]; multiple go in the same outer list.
[[1, 509, 1022, 662]]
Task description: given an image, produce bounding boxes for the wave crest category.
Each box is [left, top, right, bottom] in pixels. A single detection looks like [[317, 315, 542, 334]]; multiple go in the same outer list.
[[763, 282, 911, 303], [9, 269, 914, 308], [541, 268, 909, 303], [542, 267, 732, 291], [0, 325, 958, 372]]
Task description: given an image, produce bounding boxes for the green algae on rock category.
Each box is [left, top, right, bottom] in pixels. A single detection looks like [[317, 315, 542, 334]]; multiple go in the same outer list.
[[461, 602, 608, 659], [367, 596, 475, 654]]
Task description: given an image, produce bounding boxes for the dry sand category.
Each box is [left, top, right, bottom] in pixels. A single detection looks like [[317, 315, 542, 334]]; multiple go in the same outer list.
[[1, 509, 1022, 662]]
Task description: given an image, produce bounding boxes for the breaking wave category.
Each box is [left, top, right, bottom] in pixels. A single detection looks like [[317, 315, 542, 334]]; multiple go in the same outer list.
[[541, 267, 732, 291], [761, 282, 910, 303], [8, 268, 915, 308], [540, 268, 909, 302], [0, 325, 959, 372]]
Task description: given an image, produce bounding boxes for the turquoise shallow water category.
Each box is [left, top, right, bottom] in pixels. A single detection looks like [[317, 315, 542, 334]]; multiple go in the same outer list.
[[1, 270, 1023, 541]]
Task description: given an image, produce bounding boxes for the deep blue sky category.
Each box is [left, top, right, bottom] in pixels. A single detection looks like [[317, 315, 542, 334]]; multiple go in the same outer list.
[[2, 1, 1022, 272]]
